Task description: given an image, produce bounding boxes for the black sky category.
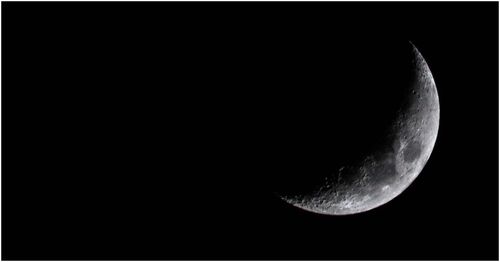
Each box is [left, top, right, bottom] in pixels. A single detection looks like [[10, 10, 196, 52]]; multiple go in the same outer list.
[[2, 2, 498, 260]]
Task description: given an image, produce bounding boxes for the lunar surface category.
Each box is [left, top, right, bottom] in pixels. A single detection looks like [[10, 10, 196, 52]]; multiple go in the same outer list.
[[277, 42, 440, 215]]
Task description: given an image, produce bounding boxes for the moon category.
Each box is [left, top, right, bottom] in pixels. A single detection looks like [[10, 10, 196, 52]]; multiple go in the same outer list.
[[277, 42, 440, 215]]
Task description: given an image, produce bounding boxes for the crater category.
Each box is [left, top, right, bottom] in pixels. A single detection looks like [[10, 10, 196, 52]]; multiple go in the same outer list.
[[403, 140, 422, 162], [371, 158, 397, 185]]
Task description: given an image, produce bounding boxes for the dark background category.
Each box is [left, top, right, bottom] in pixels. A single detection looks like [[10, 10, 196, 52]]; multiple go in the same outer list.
[[2, 2, 498, 260]]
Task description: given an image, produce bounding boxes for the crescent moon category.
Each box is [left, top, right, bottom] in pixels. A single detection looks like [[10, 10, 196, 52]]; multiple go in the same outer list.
[[278, 42, 440, 215]]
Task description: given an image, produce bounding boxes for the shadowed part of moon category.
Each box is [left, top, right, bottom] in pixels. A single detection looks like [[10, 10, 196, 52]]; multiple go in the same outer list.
[[276, 41, 440, 215]]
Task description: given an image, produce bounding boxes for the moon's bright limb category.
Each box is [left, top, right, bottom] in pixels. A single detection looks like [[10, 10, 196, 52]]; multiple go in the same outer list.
[[278, 42, 440, 215]]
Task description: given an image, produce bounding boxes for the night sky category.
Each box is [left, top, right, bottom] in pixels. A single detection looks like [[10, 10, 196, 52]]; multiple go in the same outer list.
[[3, 2, 498, 260]]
